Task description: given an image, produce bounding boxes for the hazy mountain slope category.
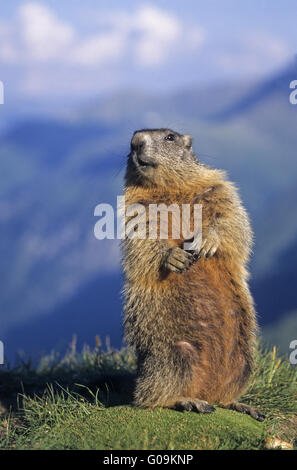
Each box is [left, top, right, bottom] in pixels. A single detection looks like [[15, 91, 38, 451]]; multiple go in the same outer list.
[[262, 310, 297, 355], [1, 63, 297, 359], [213, 63, 297, 121], [0, 119, 125, 336], [252, 238, 297, 324], [3, 272, 123, 361]]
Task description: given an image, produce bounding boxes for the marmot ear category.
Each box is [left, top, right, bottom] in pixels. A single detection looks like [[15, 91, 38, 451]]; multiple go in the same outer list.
[[182, 134, 192, 150]]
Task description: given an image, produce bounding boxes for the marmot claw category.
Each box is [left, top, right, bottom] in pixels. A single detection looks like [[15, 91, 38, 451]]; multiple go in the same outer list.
[[194, 227, 220, 260], [164, 247, 195, 273]]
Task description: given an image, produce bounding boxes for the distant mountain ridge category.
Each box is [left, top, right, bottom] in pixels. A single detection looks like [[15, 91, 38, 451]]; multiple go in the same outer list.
[[1, 62, 297, 360], [211, 61, 297, 120]]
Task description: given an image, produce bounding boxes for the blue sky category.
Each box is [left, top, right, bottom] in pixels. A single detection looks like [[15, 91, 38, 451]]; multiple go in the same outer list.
[[0, 1, 296, 103]]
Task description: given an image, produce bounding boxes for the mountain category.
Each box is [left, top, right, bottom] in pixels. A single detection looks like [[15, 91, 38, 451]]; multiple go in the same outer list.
[[0, 117, 125, 335], [3, 272, 124, 361], [252, 237, 297, 324], [212, 62, 297, 121], [262, 310, 297, 355], [1, 62, 297, 361]]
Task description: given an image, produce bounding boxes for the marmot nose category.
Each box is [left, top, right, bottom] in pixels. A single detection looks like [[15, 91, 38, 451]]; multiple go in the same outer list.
[[131, 132, 157, 168], [131, 135, 146, 154]]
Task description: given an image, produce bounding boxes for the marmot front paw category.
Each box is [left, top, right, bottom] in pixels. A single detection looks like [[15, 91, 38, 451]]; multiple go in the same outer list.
[[193, 227, 220, 260], [163, 247, 195, 274]]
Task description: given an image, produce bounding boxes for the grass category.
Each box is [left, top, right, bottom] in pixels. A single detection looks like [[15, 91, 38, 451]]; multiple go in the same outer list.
[[0, 339, 296, 450]]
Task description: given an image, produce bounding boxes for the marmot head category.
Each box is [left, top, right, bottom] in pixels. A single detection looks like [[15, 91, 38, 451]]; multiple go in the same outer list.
[[125, 128, 200, 187]]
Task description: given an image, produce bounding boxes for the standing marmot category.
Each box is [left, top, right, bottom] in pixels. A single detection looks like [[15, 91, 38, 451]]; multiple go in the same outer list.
[[122, 128, 265, 421]]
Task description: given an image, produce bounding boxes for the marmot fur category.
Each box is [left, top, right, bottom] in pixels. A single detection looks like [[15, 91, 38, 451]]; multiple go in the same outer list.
[[122, 128, 265, 421]]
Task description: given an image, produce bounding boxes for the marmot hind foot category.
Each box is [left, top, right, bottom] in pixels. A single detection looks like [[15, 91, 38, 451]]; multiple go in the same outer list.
[[219, 401, 265, 422], [174, 398, 216, 414]]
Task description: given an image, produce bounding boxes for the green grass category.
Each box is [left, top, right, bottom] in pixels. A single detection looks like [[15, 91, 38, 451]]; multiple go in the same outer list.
[[0, 340, 296, 450], [6, 400, 265, 450]]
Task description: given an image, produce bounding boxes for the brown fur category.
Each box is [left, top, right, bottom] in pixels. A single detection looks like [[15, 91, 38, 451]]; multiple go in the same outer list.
[[122, 129, 257, 412]]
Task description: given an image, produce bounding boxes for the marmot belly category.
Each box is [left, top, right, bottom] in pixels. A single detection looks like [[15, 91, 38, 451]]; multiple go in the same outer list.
[[125, 256, 253, 404]]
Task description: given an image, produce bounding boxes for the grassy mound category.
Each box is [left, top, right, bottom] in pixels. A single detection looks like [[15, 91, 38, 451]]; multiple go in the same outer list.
[[5, 401, 265, 450], [0, 341, 296, 450]]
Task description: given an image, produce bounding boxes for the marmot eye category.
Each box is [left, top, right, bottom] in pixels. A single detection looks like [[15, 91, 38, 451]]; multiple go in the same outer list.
[[165, 133, 175, 141]]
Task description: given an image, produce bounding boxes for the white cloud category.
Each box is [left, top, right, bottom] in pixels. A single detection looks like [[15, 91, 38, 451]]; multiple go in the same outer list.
[[18, 3, 75, 61], [0, 2, 205, 69], [0, 2, 291, 99], [72, 4, 201, 67], [132, 5, 182, 66], [73, 32, 126, 66], [0, 22, 18, 63]]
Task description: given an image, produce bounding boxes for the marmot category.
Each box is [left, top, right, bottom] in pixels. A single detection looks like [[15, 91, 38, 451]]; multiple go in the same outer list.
[[122, 128, 265, 421]]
